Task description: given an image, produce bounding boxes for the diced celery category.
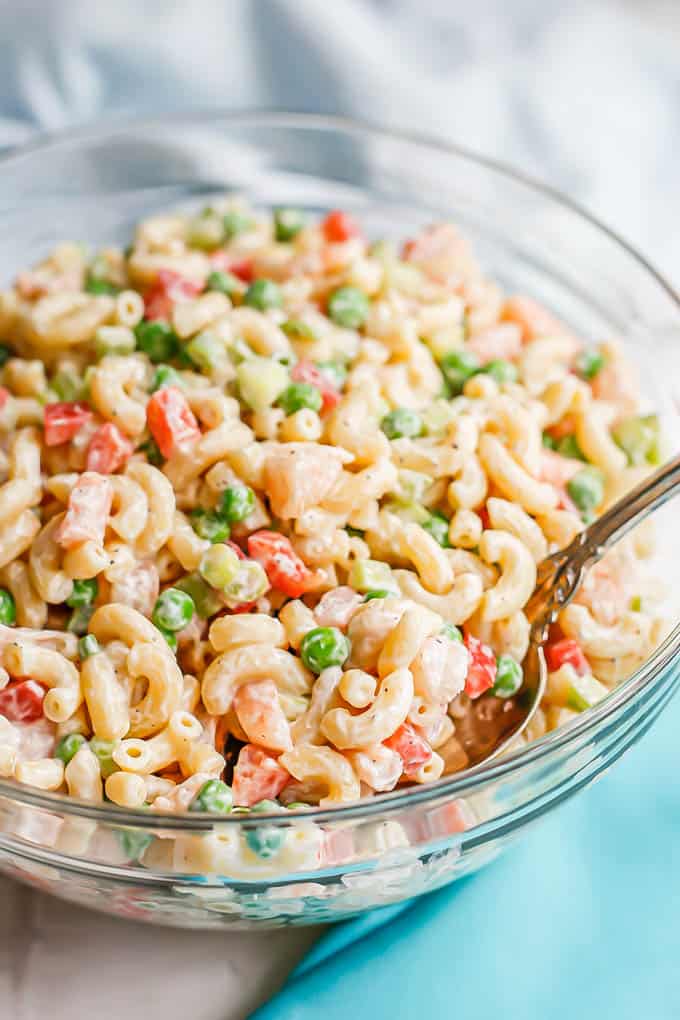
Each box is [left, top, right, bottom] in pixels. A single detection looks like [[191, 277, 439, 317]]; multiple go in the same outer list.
[[384, 260, 424, 296], [173, 572, 223, 619], [186, 210, 225, 250], [52, 369, 86, 402], [566, 673, 608, 712], [545, 705, 580, 730], [228, 337, 255, 364], [423, 324, 466, 361], [421, 399, 457, 437], [393, 469, 431, 504], [612, 414, 661, 466], [236, 357, 290, 411], [367, 239, 397, 263], [223, 560, 269, 608], [382, 500, 430, 525], [199, 544, 241, 590], [630, 595, 643, 612], [185, 333, 230, 377], [348, 559, 395, 594], [95, 325, 136, 359]]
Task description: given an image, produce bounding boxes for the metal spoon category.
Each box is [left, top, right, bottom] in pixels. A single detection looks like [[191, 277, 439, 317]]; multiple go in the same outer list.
[[456, 451, 680, 768]]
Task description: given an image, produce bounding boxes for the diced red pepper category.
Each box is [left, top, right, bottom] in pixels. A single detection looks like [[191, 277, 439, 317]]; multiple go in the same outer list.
[[463, 633, 497, 699], [232, 743, 290, 807], [321, 210, 361, 244], [57, 472, 113, 549], [247, 530, 316, 598], [86, 423, 134, 474], [478, 506, 491, 531], [210, 251, 254, 283], [0, 387, 10, 411], [384, 722, 432, 777], [0, 679, 45, 723], [291, 360, 341, 413], [44, 402, 92, 447], [146, 385, 200, 459], [545, 638, 589, 676], [144, 270, 203, 321]]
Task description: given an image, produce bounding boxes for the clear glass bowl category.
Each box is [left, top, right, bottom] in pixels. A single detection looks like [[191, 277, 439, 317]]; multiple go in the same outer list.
[[0, 112, 679, 929]]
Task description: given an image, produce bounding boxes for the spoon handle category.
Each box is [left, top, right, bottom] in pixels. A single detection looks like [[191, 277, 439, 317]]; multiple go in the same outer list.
[[577, 451, 680, 563]]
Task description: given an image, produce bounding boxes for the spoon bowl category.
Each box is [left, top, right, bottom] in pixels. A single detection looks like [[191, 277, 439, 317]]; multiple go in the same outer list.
[[459, 449, 680, 767]]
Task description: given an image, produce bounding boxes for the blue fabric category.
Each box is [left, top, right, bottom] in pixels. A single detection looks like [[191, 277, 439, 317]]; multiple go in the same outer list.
[[253, 692, 680, 1019]]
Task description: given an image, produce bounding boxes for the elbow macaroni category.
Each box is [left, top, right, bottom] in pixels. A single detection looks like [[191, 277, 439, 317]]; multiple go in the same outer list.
[[0, 202, 665, 821]]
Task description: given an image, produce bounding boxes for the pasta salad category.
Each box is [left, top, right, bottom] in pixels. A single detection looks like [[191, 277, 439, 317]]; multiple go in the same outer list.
[[0, 201, 667, 816]]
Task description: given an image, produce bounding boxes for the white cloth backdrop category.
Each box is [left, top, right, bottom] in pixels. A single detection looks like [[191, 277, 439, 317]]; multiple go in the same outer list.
[[0, 2, 678, 1018]]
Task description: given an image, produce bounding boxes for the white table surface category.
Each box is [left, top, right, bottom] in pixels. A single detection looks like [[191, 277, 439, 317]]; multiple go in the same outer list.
[[1, 3, 679, 1018], [0, 875, 320, 1019]]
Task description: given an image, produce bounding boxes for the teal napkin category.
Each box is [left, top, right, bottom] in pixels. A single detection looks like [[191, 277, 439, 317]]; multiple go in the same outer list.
[[253, 692, 680, 1019]]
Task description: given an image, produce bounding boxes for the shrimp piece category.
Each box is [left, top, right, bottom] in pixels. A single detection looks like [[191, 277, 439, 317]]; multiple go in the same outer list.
[[264, 443, 348, 520]]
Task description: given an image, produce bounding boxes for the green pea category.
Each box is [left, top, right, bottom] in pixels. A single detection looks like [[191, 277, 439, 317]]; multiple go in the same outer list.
[[134, 320, 179, 363], [251, 799, 281, 813], [327, 286, 369, 329], [281, 319, 317, 342], [316, 361, 348, 390], [363, 589, 393, 602], [67, 606, 94, 636], [542, 432, 557, 450], [85, 276, 119, 296], [158, 627, 178, 653], [220, 484, 256, 523], [274, 207, 306, 242], [244, 278, 283, 311], [277, 382, 322, 416], [492, 655, 523, 698], [0, 589, 16, 626], [245, 824, 285, 859], [440, 622, 462, 642], [190, 508, 230, 543], [381, 408, 423, 440], [0, 345, 12, 367], [575, 347, 606, 380], [190, 779, 234, 814], [555, 434, 585, 461], [483, 359, 518, 384], [89, 737, 117, 779], [66, 578, 98, 608], [439, 350, 480, 395], [152, 588, 195, 632], [223, 210, 253, 240], [567, 466, 605, 516], [78, 634, 100, 660], [116, 828, 153, 861], [55, 732, 86, 765], [173, 572, 223, 619], [150, 364, 182, 392], [300, 627, 351, 674], [206, 269, 240, 296], [421, 512, 450, 548]]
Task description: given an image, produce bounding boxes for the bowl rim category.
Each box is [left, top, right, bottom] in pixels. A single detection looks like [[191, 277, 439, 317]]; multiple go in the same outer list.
[[0, 108, 678, 830]]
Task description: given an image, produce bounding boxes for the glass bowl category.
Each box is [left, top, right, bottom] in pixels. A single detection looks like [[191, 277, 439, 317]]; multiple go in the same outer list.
[[0, 112, 679, 930]]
